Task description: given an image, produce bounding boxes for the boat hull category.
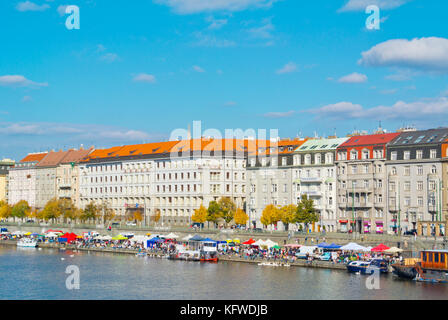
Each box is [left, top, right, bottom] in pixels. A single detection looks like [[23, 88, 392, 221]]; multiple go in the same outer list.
[[391, 264, 417, 280]]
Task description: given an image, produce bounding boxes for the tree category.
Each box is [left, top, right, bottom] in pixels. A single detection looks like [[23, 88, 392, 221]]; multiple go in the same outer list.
[[131, 210, 143, 223], [151, 209, 161, 225], [0, 201, 12, 220], [218, 197, 236, 226], [191, 204, 207, 226], [11, 200, 30, 222], [296, 195, 318, 232], [41, 198, 63, 222], [98, 202, 115, 224], [81, 202, 99, 223], [279, 204, 297, 231], [206, 201, 221, 228], [234, 208, 249, 226], [260, 204, 279, 228], [60, 199, 80, 223]]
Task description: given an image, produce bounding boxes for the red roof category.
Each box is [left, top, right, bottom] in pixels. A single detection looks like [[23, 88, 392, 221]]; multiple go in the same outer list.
[[338, 133, 401, 148]]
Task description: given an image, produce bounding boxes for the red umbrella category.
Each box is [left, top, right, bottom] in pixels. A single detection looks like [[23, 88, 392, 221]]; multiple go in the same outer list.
[[242, 238, 255, 245], [371, 243, 390, 252]]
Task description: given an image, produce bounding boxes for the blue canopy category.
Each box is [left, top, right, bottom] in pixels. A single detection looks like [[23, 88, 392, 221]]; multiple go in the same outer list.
[[317, 242, 329, 248], [323, 243, 341, 249], [189, 235, 204, 241], [201, 237, 216, 242], [147, 236, 162, 243]]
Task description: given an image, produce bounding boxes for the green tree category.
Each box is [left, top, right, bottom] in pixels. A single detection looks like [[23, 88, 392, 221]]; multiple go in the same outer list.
[[11, 200, 31, 222], [206, 201, 221, 228], [296, 195, 318, 232], [279, 204, 297, 231], [60, 199, 79, 223], [81, 202, 99, 223], [218, 197, 236, 226]]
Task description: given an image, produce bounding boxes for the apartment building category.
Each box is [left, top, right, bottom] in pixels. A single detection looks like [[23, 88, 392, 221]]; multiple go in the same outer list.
[[55, 148, 94, 208], [336, 132, 400, 234], [8, 152, 48, 207], [443, 139, 448, 225], [386, 128, 448, 235], [0, 159, 15, 203], [79, 139, 255, 226], [293, 137, 349, 232], [246, 138, 307, 229]]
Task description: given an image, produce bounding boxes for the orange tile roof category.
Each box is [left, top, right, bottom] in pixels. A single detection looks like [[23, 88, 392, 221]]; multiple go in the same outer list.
[[60, 147, 94, 164], [81, 138, 302, 162], [19, 152, 48, 163], [36, 150, 71, 167]]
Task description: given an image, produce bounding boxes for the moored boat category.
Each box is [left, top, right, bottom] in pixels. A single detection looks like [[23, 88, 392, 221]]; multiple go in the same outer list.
[[346, 258, 389, 275], [391, 264, 418, 280], [17, 238, 38, 248], [415, 250, 448, 283]]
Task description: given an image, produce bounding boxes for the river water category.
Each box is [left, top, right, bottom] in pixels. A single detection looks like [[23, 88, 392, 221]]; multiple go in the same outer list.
[[0, 245, 447, 300]]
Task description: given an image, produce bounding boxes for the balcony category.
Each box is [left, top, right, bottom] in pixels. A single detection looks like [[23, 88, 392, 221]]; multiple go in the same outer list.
[[300, 191, 322, 197], [297, 177, 322, 183]]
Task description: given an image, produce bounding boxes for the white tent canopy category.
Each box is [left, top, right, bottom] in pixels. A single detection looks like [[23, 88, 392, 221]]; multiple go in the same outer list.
[[182, 234, 194, 241], [12, 231, 25, 235], [45, 232, 60, 238], [264, 239, 278, 248], [164, 233, 179, 239], [253, 239, 267, 247], [340, 242, 367, 251], [131, 235, 149, 242], [385, 247, 403, 254]]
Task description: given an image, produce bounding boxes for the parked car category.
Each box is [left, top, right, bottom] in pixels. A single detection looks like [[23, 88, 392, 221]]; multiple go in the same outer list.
[[403, 229, 417, 236], [319, 252, 331, 261], [126, 222, 137, 226], [26, 219, 35, 223], [111, 222, 120, 227], [252, 228, 263, 233]]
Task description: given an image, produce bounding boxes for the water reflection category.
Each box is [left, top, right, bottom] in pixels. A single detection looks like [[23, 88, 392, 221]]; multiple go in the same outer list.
[[0, 245, 447, 300]]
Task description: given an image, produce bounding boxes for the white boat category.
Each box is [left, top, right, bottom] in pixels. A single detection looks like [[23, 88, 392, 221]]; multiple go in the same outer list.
[[17, 238, 38, 247], [258, 262, 281, 267]]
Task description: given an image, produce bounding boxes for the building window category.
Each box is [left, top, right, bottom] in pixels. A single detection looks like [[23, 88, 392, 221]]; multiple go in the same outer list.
[[391, 151, 397, 160], [403, 151, 411, 160], [351, 150, 358, 160], [430, 149, 437, 159], [417, 166, 423, 175], [362, 149, 369, 159], [404, 166, 410, 176], [416, 150, 423, 159]]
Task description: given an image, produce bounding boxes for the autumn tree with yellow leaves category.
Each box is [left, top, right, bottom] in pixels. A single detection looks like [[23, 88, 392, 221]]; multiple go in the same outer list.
[[234, 208, 249, 226], [191, 204, 208, 226]]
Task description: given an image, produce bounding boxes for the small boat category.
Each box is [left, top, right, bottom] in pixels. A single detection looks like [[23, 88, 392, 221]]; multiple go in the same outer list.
[[258, 262, 281, 267], [346, 259, 389, 275], [17, 238, 38, 248], [391, 263, 418, 280], [136, 252, 146, 257], [414, 250, 448, 283]]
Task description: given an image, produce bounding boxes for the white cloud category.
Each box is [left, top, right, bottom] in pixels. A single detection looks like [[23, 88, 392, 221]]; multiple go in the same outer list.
[[276, 62, 297, 74], [359, 37, 448, 73], [380, 88, 398, 95], [193, 32, 236, 47], [193, 65, 205, 73], [337, 72, 368, 83], [153, 0, 277, 14], [339, 0, 410, 12], [307, 97, 448, 121], [224, 101, 237, 107], [16, 1, 50, 12], [22, 96, 32, 102], [0, 75, 48, 88], [132, 73, 156, 83], [206, 16, 228, 30], [263, 111, 295, 118], [99, 53, 119, 63], [308, 102, 364, 119], [247, 18, 274, 39]]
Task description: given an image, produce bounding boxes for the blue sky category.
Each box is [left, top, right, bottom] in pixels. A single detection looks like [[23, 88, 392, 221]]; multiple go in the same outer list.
[[1, 0, 448, 160]]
